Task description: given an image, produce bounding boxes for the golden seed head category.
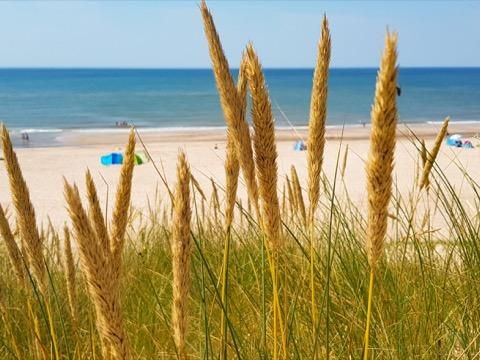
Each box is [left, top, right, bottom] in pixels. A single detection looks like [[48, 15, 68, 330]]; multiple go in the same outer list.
[[171, 151, 192, 359], [1, 125, 46, 293], [224, 131, 240, 229], [0, 203, 25, 284], [366, 32, 398, 269], [200, 2, 260, 219], [419, 117, 449, 190], [307, 15, 331, 221], [245, 44, 281, 248]]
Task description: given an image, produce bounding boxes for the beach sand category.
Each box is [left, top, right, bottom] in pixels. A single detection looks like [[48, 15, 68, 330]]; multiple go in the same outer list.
[[0, 123, 479, 228]]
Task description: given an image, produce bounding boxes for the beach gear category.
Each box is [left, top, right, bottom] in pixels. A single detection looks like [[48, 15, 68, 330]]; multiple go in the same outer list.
[[463, 140, 474, 149], [101, 152, 124, 166], [134, 151, 150, 165], [101, 151, 149, 166], [294, 140, 307, 151], [446, 134, 463, 147]]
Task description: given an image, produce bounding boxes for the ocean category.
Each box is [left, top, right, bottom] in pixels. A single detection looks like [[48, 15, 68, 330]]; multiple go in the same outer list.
[[0, 68, 479, 146]]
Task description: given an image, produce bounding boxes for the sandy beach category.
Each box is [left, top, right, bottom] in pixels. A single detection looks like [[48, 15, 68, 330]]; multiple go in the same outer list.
[[0, 122, 479, 227]]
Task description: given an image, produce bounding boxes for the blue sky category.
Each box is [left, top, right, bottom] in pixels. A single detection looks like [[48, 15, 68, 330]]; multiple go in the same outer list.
[[0, 1, 478, 68]]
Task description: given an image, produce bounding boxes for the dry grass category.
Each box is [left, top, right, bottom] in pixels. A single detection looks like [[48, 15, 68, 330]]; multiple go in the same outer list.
[[307, 14, 331, 221], [0, 204, 25, 285], [365, 32, 398, 270], [200, 0, 260, 219], [245, 44, 281, 247], [1, 125, 47, 294], [224, 131, 240, 229], [62, 225, 78, 326], [364, 31, 399, 359], [171, 151, 192, 360], [291, 165, 307, 226], [86, 169, 110, 255], [63, 129, 135, 359], [0, 4, 474, 360], [419, 117, 450, 190]]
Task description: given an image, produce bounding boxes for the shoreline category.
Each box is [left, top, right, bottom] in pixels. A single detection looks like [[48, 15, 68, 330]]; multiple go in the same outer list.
[[6, 121, 479, 148], [0, 122, 479, 227]]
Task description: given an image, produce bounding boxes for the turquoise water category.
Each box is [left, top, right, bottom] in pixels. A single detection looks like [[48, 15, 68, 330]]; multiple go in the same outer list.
[[0, 68, 479, 145]]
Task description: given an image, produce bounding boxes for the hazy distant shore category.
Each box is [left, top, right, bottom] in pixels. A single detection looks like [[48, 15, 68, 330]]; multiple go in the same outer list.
[[5, 121, 480, 148]]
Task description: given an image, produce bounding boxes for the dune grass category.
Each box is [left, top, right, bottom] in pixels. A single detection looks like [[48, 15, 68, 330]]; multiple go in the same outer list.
[[0, 156, 479, 359], [0, 3, 479, 359]]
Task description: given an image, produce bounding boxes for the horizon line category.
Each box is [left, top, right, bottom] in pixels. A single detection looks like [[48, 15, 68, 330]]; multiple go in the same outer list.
[[0, 65, 479, 70]]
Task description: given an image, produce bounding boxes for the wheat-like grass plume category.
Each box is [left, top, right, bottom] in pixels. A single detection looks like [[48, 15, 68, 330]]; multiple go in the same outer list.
[[110, 129, 135, 289], [200, 1, 260, 219], [245, 43, 287, 358], [1, 125, 46, 293], [62, 225, 78, 325], [245, 44, 281, 247], [341, 144, 349, 178], [64, 181, 130, 359], [0, 204, 25, 284], [190, 174, 207, 202], [238, 198, 244, 228], [285, 175, 297, 217], [224, 131, 240, 229], [364, 31, 398, 360], [210, 178, 220, 223], [85, 170, 110, 257], [221, 123, 240, 358], [291, 166, 307, 226], [171, 151, 192, 360], [305, 18, 331, 333], [307, 15, 331, 220], [419, 117, 449, 190], [366, 32, 398, 269], [420, 139, 427, 168], [222, 50, 247, 228]]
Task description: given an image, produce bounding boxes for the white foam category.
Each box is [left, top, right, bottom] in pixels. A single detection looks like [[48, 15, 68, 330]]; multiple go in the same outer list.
[[12, 128, 63, 134], [426, 120, 480, 125], [8, 119, 480, 137], [71, 126, 228, 134]]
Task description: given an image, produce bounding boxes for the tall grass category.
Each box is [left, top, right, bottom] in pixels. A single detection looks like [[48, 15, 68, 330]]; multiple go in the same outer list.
[[364, 31, 398, 360], [0, 3, 479, 360]]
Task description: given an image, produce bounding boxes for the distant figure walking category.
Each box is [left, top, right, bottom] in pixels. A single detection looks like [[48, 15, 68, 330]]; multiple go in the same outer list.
[[21, 132, 30, 143], [115, 121, 129, 128]]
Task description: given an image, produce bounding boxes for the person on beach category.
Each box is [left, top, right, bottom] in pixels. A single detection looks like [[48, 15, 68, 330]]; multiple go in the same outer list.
[[21, 132, 30, 143], [115, 121, 129, 128]]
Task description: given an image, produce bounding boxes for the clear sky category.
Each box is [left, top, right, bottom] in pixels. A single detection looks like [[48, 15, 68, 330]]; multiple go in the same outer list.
[[0, 1, 478, 68]]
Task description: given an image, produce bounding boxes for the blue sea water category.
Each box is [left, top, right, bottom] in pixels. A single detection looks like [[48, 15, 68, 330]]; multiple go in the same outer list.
[[0, 68, 479, 144]]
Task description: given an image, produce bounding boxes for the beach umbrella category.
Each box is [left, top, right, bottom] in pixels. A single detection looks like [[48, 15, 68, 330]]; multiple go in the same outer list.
[[101, 150, 149, 166], [101, 152, 123, 166], [134, 151, 149, 165]]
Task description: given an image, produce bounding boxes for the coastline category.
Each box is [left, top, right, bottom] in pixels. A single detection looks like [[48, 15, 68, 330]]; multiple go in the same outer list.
[[9, 121, 479, 148], [0, 120, 479, 227]]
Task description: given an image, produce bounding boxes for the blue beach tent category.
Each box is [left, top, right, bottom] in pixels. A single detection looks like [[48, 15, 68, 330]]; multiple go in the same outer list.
[[294, 140, 307, 151], [446, 134, 462, 148], [101, 152, 123, 166]]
